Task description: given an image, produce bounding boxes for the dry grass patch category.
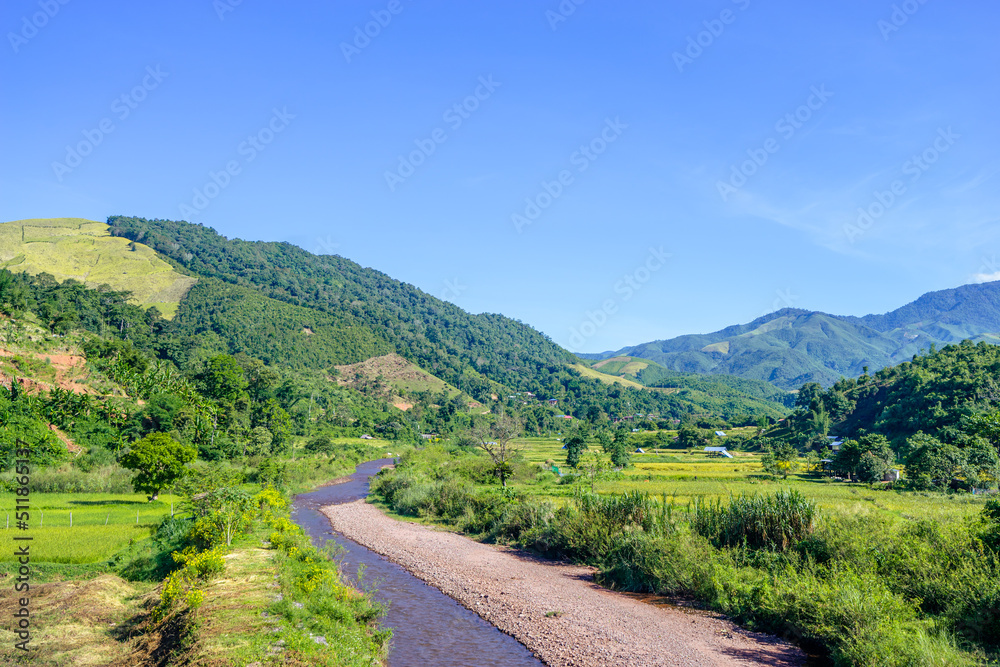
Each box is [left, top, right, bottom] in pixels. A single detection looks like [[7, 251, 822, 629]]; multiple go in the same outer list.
[[0, 574, 149, 666]]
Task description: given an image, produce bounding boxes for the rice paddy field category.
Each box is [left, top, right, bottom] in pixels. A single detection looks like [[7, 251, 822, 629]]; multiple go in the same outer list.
[[0, 492, 182, 564], [509, 434, 988, 524]]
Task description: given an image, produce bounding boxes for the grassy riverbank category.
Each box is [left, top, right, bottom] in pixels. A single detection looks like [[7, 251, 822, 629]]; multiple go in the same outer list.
[[0, 445, 391, 665], [370, 443, 1000, 666]]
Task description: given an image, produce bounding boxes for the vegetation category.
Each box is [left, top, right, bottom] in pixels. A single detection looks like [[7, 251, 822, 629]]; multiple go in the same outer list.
[[371, 442, 998, 666]]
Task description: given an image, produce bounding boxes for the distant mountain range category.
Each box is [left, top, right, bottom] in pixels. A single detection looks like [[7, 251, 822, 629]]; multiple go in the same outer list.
[[583, 282, 1000, 390]]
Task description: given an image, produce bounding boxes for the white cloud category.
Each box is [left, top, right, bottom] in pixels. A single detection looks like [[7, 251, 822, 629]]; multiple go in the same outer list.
[[972, 271, 1000, 284]]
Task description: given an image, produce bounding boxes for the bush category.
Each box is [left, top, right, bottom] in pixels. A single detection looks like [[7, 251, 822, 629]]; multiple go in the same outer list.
[[691, 490, 816, 551]]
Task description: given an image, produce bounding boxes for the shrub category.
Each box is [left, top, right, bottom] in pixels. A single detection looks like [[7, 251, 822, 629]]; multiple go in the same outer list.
[[691, 490, 816, 551]]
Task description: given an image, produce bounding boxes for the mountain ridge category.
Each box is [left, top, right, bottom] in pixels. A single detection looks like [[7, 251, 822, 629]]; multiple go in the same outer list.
[[590, 282, 1000, 390]]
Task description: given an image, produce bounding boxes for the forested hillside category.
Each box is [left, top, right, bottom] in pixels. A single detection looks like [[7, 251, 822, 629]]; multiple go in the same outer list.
[[98, 216, 787, 422]]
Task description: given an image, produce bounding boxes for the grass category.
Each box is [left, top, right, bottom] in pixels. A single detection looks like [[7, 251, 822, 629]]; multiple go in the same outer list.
[[571, 363, 645, 389], [0, 492, 183, 564], [334, 352, 465, 399], [508, 435, 984, 524], [373, 443, 998, 666], [0, 218, 196, 319]]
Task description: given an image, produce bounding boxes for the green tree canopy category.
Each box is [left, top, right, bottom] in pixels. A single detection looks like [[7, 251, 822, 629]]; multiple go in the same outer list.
[[119, 432, 196, 500]]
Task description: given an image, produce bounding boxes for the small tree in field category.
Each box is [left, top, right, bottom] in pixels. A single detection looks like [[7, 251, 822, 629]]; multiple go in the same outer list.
[[120, 432, 196, 501], [580, 449, 610, 491], [564, 435, 586, 468], [471, 409, 522, 487]]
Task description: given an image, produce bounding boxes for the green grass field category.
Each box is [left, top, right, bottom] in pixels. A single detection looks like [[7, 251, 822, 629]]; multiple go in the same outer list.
[[508, 435, 985, 524], [0, 218, 196, 318], [0, 492, 182, 563]]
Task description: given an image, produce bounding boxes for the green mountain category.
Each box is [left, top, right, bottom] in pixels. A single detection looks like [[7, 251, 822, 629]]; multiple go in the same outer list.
[[588, 283, 1000, 390], [0, 216, 790, 423]]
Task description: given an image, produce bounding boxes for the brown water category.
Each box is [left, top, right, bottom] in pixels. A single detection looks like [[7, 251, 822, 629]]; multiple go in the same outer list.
[[292, 459, 545, 667]]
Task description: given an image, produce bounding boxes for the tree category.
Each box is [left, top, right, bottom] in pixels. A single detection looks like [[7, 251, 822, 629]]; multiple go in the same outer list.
[[610, 438, 631, 468], [761, 441, 798, 479], [190, 486, 256, 547], [796, 383, 823, 411], [198, 355, 248, 403], [247, 426, 274, 456], [471, 410, 522, 487], [857, 450, 890, 483], [677, 425, 710, 448], [834, 433, 894, 481], [564, 435, 587, 468], [119, 433, 196, 500], [580, 449, 609, 491], [965, 438, 1000, 488], [905, 433, 966, 490]]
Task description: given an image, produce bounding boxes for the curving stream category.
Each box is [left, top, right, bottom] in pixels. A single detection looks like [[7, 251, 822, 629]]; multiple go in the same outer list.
[[291, 459, 545, 667]]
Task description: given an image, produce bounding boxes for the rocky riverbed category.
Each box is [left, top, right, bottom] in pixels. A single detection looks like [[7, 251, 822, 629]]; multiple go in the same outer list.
[[322, 500, 807, 667]]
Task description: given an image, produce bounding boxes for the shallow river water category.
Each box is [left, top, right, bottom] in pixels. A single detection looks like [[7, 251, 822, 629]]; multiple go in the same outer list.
[[291, 458, 545, 667]]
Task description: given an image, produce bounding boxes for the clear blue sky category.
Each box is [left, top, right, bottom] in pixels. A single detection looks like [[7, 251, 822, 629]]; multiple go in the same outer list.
[[2, 1, 998, 353]]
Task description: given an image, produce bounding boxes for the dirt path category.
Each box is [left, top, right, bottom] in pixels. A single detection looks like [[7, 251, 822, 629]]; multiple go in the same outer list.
[[321, 501, 807, 667]]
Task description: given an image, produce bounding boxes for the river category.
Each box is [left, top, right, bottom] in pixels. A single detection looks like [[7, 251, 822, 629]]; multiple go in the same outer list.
[[291, 458, 545, 667]]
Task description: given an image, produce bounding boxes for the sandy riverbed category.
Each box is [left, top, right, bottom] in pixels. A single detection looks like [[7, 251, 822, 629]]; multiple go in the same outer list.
[[321, 500, 806, 667]]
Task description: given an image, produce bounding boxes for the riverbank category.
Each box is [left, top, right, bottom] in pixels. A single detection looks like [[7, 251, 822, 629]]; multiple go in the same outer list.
[[322, 499, 806, 667]]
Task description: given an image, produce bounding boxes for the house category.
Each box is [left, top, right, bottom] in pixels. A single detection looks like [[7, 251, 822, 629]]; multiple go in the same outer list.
[[360, 434, 374, 440], [704, 446, 734, 458], [715, 431, 727, 437], [883, 469, 901, 482], [830, 441, 843, 452], [635, 448, 646, 454], [548, 398, 558, 405]]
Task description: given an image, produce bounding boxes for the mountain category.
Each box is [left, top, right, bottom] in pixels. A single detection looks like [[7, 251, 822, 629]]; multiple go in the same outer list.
[[590, 283, 1000, 390], [0, 216, 791, 422]]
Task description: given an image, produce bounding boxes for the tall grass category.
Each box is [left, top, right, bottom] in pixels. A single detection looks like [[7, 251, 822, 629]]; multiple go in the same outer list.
[[373, 448, 996, 666], [690, 490, 816, 550]]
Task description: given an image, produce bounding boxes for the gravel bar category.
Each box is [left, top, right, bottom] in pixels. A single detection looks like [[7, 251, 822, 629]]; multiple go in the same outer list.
[[321, 500, 807, 667]]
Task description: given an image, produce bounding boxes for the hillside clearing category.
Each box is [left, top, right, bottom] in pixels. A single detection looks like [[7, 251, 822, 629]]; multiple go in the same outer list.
[[0, 218, 196, 319]]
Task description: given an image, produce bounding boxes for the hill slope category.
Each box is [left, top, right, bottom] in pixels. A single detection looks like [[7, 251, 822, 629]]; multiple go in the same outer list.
[[95, 216, 788, 420], [592, 283, 1000, 390], [0, 218, 196, 318]]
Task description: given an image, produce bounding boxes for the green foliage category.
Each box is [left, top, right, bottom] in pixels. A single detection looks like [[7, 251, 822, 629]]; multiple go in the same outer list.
[[188, 486, 257, 548], [564, 435, 586, 468], [904, 433, 966, 490], [690, 490, 816, 551], [119, 432, 196, 499], [760, 441, 798, 478], [373, 445, 995, 665], [833, 433, 894, 481]]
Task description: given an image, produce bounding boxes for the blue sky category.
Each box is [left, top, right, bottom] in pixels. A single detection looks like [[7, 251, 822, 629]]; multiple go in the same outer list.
[[2, 1, 998, 353]]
